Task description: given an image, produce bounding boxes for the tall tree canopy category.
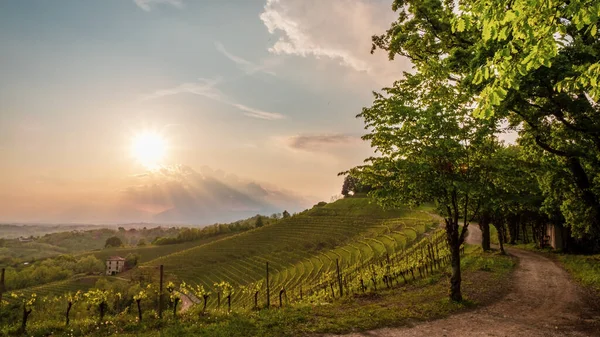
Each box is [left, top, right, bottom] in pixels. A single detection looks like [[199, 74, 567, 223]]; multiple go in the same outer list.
[[371, 0, 600, 247]]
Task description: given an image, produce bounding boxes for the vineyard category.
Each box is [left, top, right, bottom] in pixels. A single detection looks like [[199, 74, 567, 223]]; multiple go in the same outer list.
[[0, 197, 463, 335], [142, 197, 439, 309]]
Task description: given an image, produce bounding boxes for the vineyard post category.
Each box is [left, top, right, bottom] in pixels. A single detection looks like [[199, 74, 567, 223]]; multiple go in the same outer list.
[[158, 265, 164, 319], [0, 268, 4, 309], [266, 262, 270, 308], [336, 259, 343, 297]]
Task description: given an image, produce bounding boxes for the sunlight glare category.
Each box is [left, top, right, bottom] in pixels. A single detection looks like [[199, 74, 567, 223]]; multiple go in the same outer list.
[[131, 131, 167, 170]]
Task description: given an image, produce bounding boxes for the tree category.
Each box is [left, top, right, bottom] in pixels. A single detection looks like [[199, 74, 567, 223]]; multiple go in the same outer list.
[[341, 174, 372, 196], [104, 236, 123, 248], [346, 67, 499, 301], [373, 0, 600, 249], [125, 253, 141, 269], [341, 175, 357, 197], [137, 239, 147, 246], [255, 216, 264, 228], [282, 210, 291, 218]]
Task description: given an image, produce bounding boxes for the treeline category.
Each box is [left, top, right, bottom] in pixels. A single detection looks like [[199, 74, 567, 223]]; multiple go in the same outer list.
[[153, 214, 283, 245], [3, 255, 105, 291]]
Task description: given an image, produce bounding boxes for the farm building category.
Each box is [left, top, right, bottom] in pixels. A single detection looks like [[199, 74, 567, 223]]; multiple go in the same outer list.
[[106, 256, 126, 275]]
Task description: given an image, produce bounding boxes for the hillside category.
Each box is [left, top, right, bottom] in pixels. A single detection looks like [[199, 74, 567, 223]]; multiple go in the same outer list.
[[142, 197, 438, 307]]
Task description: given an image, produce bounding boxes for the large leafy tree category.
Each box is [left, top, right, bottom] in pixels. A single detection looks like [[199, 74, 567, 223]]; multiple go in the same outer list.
[[458, 0, 600, 243], [347, 67, 499, 301], [374, 0, 600, 246]]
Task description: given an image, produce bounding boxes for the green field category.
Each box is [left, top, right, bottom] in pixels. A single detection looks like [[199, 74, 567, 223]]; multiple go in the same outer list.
[[140, 197, 438, 307], [18, 276, 126, 298], [83, 232, 238, 264]]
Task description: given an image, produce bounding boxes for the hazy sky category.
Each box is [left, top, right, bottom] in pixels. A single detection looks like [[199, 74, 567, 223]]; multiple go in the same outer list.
[[0, 0, 413, 223]]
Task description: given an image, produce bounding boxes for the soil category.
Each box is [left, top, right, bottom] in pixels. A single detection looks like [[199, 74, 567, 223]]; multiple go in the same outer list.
[[336, 226, 600, 337]]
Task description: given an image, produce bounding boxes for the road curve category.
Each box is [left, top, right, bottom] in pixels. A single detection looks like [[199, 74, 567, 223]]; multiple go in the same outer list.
[[334, 226, 600, 337]]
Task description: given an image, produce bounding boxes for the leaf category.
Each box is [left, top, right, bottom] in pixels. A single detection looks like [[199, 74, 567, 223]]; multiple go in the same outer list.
[[592, 25, 598, 37], [457, 18, 466, 32], [504, 10, 516, 23]]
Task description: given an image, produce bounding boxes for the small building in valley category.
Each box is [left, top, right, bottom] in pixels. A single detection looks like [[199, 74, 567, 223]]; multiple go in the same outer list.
[[106, 256, 126, 275]]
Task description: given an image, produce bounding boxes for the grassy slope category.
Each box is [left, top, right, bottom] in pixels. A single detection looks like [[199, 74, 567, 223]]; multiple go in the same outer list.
[[558, 254, 600, 291], [84, 232, 238, 264], [141, 197, 438, 306]]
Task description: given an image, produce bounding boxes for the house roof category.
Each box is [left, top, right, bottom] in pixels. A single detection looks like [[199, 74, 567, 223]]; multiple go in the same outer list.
[[107, 256, 126, 261]]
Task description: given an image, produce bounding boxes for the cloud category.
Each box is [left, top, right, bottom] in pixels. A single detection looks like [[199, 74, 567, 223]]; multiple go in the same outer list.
[[122, 165, 310, 224], [143, 78, 285, 120], [215, 42, 276, 76], [133, 0, 183, 11], [260, 0, 411, 84], [285, 133, 362, 151]]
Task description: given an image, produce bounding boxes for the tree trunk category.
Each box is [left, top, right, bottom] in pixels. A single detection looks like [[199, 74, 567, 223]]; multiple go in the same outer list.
[[495, 223, 506, 254], [478, 212, 491, 251], [446, 215, 463, 302], [449, 241, 462, 302], [508, 215, 518, 244], [66, 301, 72, 326], [136, 299, 142, 322], [203, 295, 208, 313]]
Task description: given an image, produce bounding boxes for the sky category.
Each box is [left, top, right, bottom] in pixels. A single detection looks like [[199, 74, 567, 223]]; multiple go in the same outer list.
[[0, 0, 415, 224]]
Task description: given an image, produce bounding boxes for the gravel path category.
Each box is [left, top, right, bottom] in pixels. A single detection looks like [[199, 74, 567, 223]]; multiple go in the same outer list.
[[335, 226, 600, 337]]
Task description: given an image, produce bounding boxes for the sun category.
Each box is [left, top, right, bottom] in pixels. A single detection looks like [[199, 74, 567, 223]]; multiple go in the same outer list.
[[131, 131, 167, 170]]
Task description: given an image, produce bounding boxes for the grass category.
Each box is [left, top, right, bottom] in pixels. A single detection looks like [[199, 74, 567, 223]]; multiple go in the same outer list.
[[557, 254, 600, 291], [9, 245, 515, 337]]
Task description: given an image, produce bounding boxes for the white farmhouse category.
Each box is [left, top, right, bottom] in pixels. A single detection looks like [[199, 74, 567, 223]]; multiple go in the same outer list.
[[106, 256, 126, 275]]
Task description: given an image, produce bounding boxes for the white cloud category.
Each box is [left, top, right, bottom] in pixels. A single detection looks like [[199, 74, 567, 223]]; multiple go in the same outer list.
[[133, 0, 183, 11], [260, 0, 411, 83], [143, 78, 285, 121], [215, 42, 276, 76]]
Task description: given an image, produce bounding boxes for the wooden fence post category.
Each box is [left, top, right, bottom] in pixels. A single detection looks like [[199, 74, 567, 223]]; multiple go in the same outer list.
[[0, 268, 5, 309], [158, 265, 163, 319], [336, 259, 343, 297], [266, 262, 270, 308]]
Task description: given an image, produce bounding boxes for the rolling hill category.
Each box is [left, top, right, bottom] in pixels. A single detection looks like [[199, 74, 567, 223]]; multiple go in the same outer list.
[[15, 197, 438, 305], [140, 197, 438, 308]]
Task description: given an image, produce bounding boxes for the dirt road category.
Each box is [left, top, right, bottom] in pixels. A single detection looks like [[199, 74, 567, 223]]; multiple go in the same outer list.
[[336, 226, 600, 337]]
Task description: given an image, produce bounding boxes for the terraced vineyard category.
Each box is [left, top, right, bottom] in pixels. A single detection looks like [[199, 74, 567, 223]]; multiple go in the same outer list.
[[143, 197, 438, 308]]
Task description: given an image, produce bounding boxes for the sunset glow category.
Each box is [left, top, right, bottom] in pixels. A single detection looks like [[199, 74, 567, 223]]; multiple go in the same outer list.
[[131, 131, 167, 170]]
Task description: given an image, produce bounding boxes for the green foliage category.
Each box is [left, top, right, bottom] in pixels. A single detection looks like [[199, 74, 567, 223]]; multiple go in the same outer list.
[[372, 0, 600, 249], [4, 255, 104, 291], [105, 236, 123, 248], [255, 216, 264, 228]]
